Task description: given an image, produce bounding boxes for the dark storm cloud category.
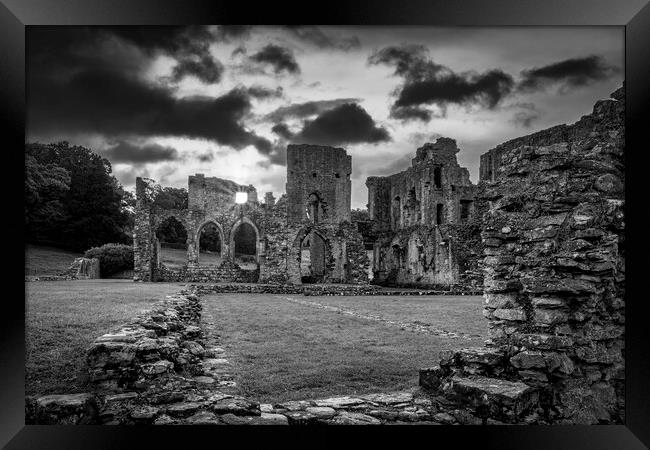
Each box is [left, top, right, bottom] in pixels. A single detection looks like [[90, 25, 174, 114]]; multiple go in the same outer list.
[[249, 44, 300, 75], [271, 123, 294, 140], [171, 56, 224, 84], [265, 98, 360, 122], [291, 103, 391, 146], [369, 44, 515, 122], [284, 26, 361, 51], [197, 150, 214, 162], [518, 55, 620, 93], [104, 141, 180, 164], [390, 106, 434, 122], [107, 26, 225, 84], [245, 85, 284, 100], [27, 28, 272, 154]]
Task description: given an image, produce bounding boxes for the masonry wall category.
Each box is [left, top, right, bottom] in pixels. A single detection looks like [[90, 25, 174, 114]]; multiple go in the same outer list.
[[478, 86, 625, 423], [286, 144, 352, 224], [367, 138, 478, 287], [134, 146, 369, 285]]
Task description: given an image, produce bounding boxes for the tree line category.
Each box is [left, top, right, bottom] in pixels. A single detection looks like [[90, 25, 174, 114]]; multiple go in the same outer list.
[[25, 142, 189, 253]]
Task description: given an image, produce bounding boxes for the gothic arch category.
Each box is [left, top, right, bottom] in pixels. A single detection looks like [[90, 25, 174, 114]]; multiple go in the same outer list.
[[289, 225, 332, 284], [195, 219, 226, 263], [229, 216, 261, 263]]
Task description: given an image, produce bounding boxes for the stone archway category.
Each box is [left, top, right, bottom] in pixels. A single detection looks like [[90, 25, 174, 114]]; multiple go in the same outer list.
[[154, 214, 188, 269], [195, 220, 226, 266], [288, 226, 332, 285], [229, 217, 261, 267]]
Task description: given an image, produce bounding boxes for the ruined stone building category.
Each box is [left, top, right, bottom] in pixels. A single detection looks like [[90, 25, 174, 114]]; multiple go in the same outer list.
[[421, 86, 625, 424], [134, 144, 369, 284], [366, 138, 478, 287]]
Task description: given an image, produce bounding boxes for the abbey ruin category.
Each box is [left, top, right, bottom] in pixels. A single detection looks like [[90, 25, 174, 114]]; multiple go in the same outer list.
[[29, 86, 625, 426], [134, 144, 370, 285], [131, 84, 627, 424], [134, 133, 487, 288]]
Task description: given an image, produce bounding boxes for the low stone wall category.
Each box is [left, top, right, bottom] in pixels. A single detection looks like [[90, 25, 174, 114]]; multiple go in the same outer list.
[[190, 283, 482, 297], [154, 261, 260, 283], [85, 291, 203, 390]]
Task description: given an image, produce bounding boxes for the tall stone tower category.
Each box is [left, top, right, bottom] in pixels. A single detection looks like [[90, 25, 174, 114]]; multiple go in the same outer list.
[[286, 144, 352, 224]]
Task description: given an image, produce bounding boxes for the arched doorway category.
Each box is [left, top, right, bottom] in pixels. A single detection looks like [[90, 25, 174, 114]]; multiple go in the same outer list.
[[300, 231, 328, 283], [231, 219, 258, 269], [197, 221, 223, 265], [155, 216, 187, 268]]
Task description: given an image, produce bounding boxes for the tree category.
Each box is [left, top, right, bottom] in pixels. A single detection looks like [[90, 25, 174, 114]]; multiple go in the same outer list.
[[351, 208, 370, 223], [153, 188, 189, 244], [25, 153, 71, 242], [25, 142, 132, 251]]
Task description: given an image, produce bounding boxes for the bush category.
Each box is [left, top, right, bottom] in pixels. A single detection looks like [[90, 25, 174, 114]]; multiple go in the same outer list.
[[84, 243, 133, 277]]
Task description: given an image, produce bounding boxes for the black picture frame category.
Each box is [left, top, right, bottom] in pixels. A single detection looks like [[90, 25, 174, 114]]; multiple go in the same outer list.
[[3, 0, 649, 448]]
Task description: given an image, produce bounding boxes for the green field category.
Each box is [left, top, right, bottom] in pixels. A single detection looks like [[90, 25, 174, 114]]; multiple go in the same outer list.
[[202, 293, 486, 403], [25, 280, 184, 396], [25, 244, 81, 276]]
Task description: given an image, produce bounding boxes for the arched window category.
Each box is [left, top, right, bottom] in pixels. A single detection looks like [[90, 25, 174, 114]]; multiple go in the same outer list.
[[307, 193, 322, 224]]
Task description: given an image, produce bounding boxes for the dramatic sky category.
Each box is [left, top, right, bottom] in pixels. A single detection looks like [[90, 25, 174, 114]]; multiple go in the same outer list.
[[26, 26, 624, 208]]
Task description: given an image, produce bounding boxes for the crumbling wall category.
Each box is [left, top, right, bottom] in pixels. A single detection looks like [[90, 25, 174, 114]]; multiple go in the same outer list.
[[367, 138, 479, 287], [422, 86, 625, 425], [134, 175, 267, 282], [134, 145, 368, 285]]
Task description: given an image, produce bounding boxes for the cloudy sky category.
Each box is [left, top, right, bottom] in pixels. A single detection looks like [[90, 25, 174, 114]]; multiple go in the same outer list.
[[26, 26, 623, 208]]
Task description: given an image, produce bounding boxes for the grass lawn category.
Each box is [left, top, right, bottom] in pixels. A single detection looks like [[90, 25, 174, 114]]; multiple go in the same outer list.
[[202, 293, 486, 403], [25, 280, 184, 396], [25, 244, 81, 276]]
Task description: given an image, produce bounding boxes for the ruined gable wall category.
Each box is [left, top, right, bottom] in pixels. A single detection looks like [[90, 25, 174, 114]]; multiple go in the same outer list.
[[135, 175, 266, 283], [188, 174, 258, 213], [368, 138, 479, 287]]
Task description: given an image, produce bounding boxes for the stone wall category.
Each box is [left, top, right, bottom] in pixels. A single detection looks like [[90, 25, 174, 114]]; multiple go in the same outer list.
[[421, 86, 625, 425], [367, 138, 479, 287], [155, 261, 260, 283], [85, 291, 204, 391], [286, 144, 352, 224], [134, 145, 369, 286]]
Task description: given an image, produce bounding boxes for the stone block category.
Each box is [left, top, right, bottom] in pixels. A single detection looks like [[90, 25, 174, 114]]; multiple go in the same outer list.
[[330, 411, 381, 425], [493, 308, 526, 321], [449, 375, 539, 422], [510, 351, 546, 369], [28, 393, 99, 425]]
